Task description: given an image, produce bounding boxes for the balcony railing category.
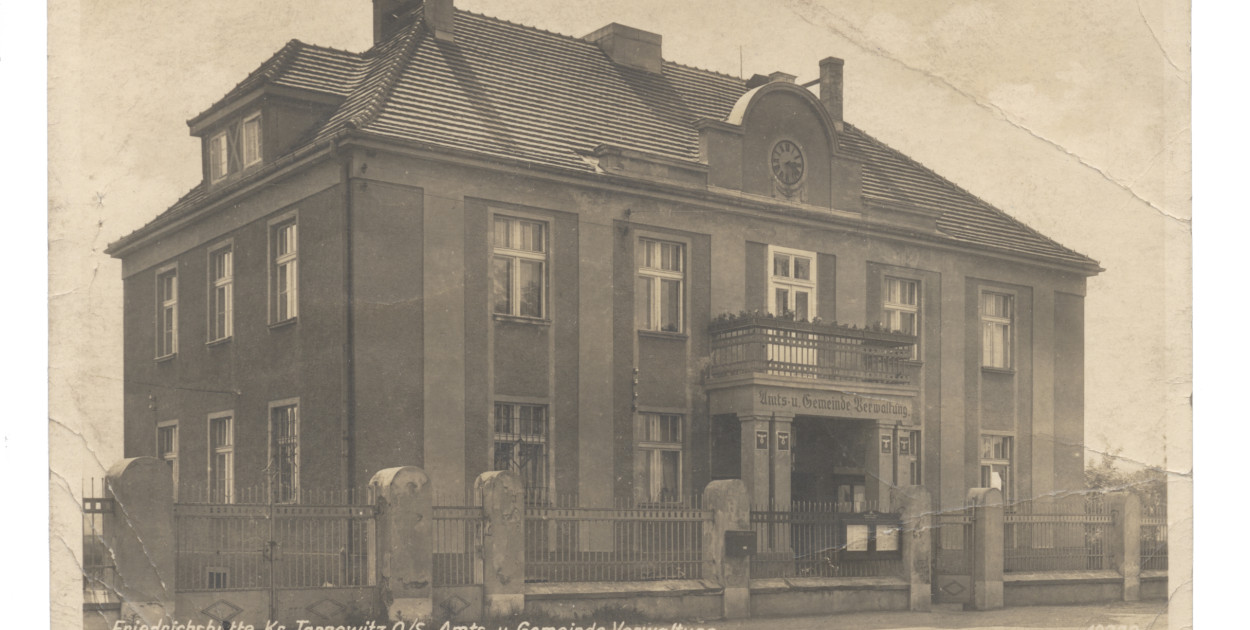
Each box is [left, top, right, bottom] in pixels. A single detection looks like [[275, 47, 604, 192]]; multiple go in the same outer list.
[[708, 316, 916, 385]]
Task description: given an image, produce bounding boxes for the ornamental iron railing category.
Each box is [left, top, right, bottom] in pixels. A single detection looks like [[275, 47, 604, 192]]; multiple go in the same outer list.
[[709, 316, 915, 385]]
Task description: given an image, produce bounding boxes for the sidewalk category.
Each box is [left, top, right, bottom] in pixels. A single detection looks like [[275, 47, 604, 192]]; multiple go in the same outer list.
[[712, 601, 1168, 630]]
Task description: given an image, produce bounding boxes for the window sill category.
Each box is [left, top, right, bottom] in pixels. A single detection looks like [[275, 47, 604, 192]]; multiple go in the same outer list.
[[154, 353, 176, 363], [902, 359, 924, 368], [493, 314, 552, 327], [269, 317, 298, 330], [981, 366, 1016, 376], [637, 329, 688, 341], [206, 336, 232, 347]]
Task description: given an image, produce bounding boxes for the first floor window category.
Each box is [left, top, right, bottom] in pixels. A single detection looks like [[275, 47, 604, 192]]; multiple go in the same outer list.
[[272, 220, 298, 322], [493, 403, 548, 499], [157, 422, 178, 500], [769, 246, 816, 320], [884, 277, 920, 359], [270, 404, 299, 504], [492, 216, 547, 319], [634, 413, 684, 503], [208, 415, 234, 504], [981, 292, 1013, 368], [156, 267, 178, 357], [209, 246, 233, 341], [636, 238, 685, 332], [980, 434, 1013, 501]]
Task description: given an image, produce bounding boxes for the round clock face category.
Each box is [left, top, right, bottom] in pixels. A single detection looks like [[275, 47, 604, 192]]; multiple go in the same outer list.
[[771, 140, 805, 187]]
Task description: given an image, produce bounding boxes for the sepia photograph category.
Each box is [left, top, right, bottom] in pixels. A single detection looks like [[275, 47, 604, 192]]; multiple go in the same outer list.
[[44, 1, 1193, 629]]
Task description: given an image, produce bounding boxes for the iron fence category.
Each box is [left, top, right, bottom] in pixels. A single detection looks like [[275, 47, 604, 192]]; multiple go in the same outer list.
[[433, 505, 486, 586], [749, 501, 904, 579], [1004, 498, 1110, 572], [174, 486, 376, 592], [933, 508, 973, 577], [82, 478, 120, 607], [1141, 505, 1167, 571], [524, 495, 710, 583]]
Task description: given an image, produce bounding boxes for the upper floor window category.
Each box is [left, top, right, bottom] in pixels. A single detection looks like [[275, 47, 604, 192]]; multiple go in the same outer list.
[[769, 246, 816, 320], [634, 413, 684, 504], [157, 421, 179, 500], [492, 216, 546, 319], [884, 277, 919, 359], [156, 267, 178, 358], [208, 414, 234, 504], [241, 114, 262, 168], [271, 220, 298, 323], [636, 238, 684, 333], [492, 403, 549, 501], [208, 246, 233, 342], [980, 292, 1013, 368], [209, 132, 229, 182], [270, 403, 300, 504]]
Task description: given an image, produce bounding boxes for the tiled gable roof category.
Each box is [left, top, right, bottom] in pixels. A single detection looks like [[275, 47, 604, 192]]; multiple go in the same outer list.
[[118, 8, 1097, 271]]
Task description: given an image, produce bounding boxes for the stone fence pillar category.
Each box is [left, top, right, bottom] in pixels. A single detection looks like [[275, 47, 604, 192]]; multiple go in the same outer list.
[[370, 467, 434, 623], [1105, 492, 1142, 601], [105, 457, 176, 625], [704, 479, 751, 619], [966, 487, 1004, 610], [475, 471, 525, 617], [892, 485, 933, 611]]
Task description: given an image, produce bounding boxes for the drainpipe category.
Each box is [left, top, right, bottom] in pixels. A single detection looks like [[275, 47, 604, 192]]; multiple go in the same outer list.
[[338, 144, 357, 498]]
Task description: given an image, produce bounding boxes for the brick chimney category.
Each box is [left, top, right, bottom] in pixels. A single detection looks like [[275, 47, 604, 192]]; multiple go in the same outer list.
[[374, 0, 454, 44], [584, 23, 663, 73], [819, 57, 845, 124]]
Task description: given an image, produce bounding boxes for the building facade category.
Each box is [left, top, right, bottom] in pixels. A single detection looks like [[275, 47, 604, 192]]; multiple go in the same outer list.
[[106, 0, 1100, 513]]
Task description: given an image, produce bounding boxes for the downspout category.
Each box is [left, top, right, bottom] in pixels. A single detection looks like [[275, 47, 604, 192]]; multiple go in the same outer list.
[[338, 142, 357, 498]]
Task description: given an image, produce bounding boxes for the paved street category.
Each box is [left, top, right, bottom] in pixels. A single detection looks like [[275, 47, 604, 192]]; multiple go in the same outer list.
[[712, 602, 1168, 630]]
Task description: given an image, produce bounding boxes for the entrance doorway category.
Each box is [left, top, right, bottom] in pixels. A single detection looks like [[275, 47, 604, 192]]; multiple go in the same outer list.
[[790, 417, 870, 506]]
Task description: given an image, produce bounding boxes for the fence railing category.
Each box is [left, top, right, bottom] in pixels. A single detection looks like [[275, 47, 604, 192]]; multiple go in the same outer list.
[[1141, 505, 1168, 571], [749, 501, 904, 579], [708, 316, 915, 384], [1004, 499, 1111, 572], [524, 498, 711, 583], [173, 487, 376, 592], [433, 505, 486, 586], [82, 478, 120, 607], [933, 508, 973, 577]]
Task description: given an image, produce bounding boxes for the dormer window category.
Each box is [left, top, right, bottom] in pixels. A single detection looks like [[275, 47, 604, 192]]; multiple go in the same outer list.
[[242, 114, 262, 168], [209, 132, 229, 182]]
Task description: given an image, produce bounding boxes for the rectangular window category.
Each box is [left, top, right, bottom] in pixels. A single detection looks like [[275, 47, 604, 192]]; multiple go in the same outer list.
[[980, 434, 1013, 501], [208, 247, 233, 341], [768, 246, 816, 320], [981, 292, 1013, 368], [208, 415, 234, 504], [492, 216, 547, 319], [241, 114, 262, 167], [634, 413, 684, 503], [156, 268, 178, 358], [270, 404, 299, 504], [209, 132, 229, 181], [272, 220, 298, 323], [636, 238, 685, 333], [157, 422, 178, 500], [492, 403, 549, 499], [884, 277, 920, 359]]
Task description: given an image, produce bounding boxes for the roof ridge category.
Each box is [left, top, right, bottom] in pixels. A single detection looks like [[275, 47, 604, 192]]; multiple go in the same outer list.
[[295, 40, 366, 58], [662, 59, 747, 83], [346, 22, 425, 131], [844, 123, 1094, 262]]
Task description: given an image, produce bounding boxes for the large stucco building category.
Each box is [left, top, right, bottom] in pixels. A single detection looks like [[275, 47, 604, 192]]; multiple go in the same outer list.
[[106, 0, 1100, 514]]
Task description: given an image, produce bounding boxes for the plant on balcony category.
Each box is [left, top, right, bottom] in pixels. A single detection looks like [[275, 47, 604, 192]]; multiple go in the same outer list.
[[709, 310, 917, 344]]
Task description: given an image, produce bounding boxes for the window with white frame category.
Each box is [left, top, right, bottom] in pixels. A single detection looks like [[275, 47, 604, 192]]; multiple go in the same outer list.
[[884, 277, 920, 359], [492, 403, 548, 495], [208, 415, 234, 504], [981, 291, 1013, 368], [156, 267, 178, 358], [769, 246, 816, 320], [636, 238, 684, 333], [157, 422, 179, 500], [634, 413, 684, 503], [270, 404, 299, 504], [492, 216, 547, 319], [241, 114, 262, 168], [208, 246, 233, 341], [979, 434, 1013, 501], [209, 132, 229, 181], [271, 220, 298, 323]]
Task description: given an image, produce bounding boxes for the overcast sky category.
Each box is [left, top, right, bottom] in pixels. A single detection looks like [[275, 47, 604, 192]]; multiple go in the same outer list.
[[48, 0, 1188, 490]]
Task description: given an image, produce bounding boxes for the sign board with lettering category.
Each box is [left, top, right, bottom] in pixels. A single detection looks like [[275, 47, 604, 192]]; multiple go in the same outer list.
[[707, 383, 917, 424]]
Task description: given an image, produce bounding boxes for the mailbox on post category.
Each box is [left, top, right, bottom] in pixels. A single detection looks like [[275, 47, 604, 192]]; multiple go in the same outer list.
[[725, 530, 756, 557]]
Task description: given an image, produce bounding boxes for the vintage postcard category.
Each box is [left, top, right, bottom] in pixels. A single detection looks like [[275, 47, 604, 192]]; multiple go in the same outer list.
[[47, 1, 1191, 629]]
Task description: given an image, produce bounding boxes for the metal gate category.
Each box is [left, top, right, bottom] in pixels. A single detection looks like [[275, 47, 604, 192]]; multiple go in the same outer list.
[[932, 508, 973, 605]]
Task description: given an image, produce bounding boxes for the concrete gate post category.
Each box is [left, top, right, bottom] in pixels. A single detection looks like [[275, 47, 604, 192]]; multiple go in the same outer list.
[[105, 457, 176, 625], [704, 479, 752, 619], [892, 485, 933, 611], [370, 467, 434, 624], [1105, 492, 1141, 601], [966, 487, 1004, 610], [475, 470, 525, 617]]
